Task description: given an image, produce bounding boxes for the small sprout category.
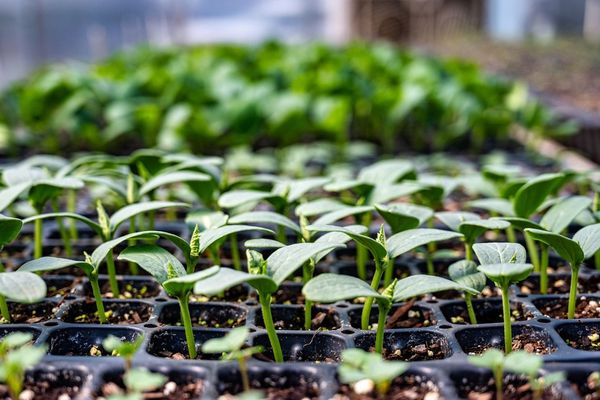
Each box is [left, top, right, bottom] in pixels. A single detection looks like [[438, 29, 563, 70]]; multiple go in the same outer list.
[[202, 327, 262, 393], [0, 332, 46, 400], [448, 260, 486, 325], [102, 335, 144, 372], [107, 367, 168, 400], [338, 348, 408, 396]]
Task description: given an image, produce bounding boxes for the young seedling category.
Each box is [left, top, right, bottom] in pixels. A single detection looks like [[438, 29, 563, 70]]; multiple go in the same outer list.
[[0, 332, 46, 400], [118, 244, 219, 359], [103, 335, 144, 372], [338, 348, 408, 396], [303, 273, 478, 354], [526, 224, 600, 319], [201, 327, 262, 393], [193, 243, 343, 362], [23, 200, 189, 296], [436, 211, 510, 261], [106, 368, 168, 400], [448, 260, 486, 324], [0, 216, 23, 272], [0, 271, 47, 323], [477, 262, 533, 353]]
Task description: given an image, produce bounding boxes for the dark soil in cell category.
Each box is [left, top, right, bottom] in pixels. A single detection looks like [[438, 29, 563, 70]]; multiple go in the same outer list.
[[563, 328, 600, 351], [336, 262, 410, 283], [572, 373, 600, 400], [61, 300, 152, 324], [189, 285, 249, 303], [334, 374, 441, 400], [82, 279, 161, 299], [147, 329, 222, 361], [349, 301, 435, 329], [97, 373, 204, 400], [583, 275, 600, 293], [253, 333, 346, 363], [0, 369, 85, 400], [114, 260, 152, 276], [455, 375, 565, 400], [219, 374, 320, 400], [45, 276, 81, 297], [534, 297, 600, 319], [1, 301, 57, 323], [467, 331, 555, 355], [269, 284, 304, 305], [380, 341, 447, 362], [158, 303, 246, 328], [519, 274, 573, 295], [254, 306, 341, 330], [441, 300, 531, 325]]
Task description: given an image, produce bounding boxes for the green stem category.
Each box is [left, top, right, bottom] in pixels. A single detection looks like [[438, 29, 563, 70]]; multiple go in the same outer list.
[[67, 189, 78, 241], [501, 285, 512, 354], [383, 257, 395, 286], [7, 372, 22, 400], [0, 296, 10, 322], [128, 217, 138, 275], [148, 209, 155, 230], [52, 199, 72, 257], [178, 293, 197, 359], [465, 293, 477, 325], [34, 217, 43, 259], [276, 225, 286, 244], [568, 265, 580, 319], [361, 262, 385, 330], [505, 226, 516, 243], [540, 245, 549, 295], [426, 253, 434, 275], [494, 366, 504, 400], [465, 242, 473, 261], [356, 245, 367, 280], [0, 258, 4, 273], [525, 231, 540, 272], [238, 356, 251, 393], [304, 300, 313, 331], [595, 250, 600, 271], [259, 291, 283, 362], [374, 302, 389, 354], [89, 275, 108, 323], [303, 261, 315, 330], [105, 251, 120, 297], [230, 234, 241, 270], [208, 248, 221, 265]]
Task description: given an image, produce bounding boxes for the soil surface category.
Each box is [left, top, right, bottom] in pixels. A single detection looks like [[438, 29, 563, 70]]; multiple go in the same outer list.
[[466, 331, 555, 355], [85, 280, 161, 299], [189, 285, 249, 303], [564, 328, 600, 351], [98, 379, 203, 399], [350, 301, 435, 329], [444, 301, 530, 325], [62, 301, 152, 324], [334, 374, 441, 400], [456, 375, 563, 400], [573, 373, 600, 400], [159, 305, 246, 329], [0, 302, 57, 324], [255, 306, 340, 330], [519, 275, 573, 295], [220, 376, 320, 400], [378, 340, 448, 362], [536, 297, 600, 319], [0, 374, 81, 400]]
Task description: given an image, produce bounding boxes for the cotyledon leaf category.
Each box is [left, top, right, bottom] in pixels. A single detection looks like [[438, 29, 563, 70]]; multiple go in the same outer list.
[[307, 225, 386, 261], [525, 228, 584, 267], [162, 266, 220, 297], [448, 260, 486, 292], [118, 244, 186, 284], [477, 263, 533, 287], [139, 171, 211, 196], [0, 215, 23, 245], [228, 211, 300, 233], [573, 223, 600, 260], [193, 268, 278, 296], [459, 219, 510, 244], [313, 205, 374, 226], [109, 201, 189, 232], [0, 271, 47, 303], [393, 275, 479, 301], [19, 257, 94, 276], [198, 225, 273, 253], [387, 229, 463, 258], [435, 211, 480, 232], [473, 242, 527, 265], [302, 273, 384, 303], [540, 196, 592, 234]]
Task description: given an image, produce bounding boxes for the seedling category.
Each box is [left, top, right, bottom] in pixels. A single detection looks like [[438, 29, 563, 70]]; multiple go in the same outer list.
[[103, 335, 144, 372], [201, 327, 262, 393], [24, 200, 189, 296], [308, 224, 463, 329], [469, 349, 563, 400], [118, 244, 220, 359], [338, 348, 408, 396], [193, 243, 343, 362], [0, 332, 46, 400], [526, 223, 600, 319], [477, 261, 533, 353], [448, 260, 486, 324], [0, 271, 47, 323], [303, 273, 478, 354], [107, 367, 168, 400], [0, 216, 23, 272]]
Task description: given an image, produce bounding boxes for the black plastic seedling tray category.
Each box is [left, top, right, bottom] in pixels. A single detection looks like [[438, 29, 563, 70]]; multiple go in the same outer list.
[[4, 221, 600, 399]]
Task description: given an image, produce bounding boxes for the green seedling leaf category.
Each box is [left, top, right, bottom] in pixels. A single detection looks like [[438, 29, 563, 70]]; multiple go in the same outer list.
[[295, 198, 346, 217], [459, 219, 510, 244], [302, 273, 384, 303], [185, 210, 228, 230], [23, 212, 103, 237], [244, 239, 285, 250], [218, 190, 276, 209], [375, 203, 432, 233], [0, 215, 22, 245], [525, 228, 585, 267], [307, 225, 386, 261], [473, 242, 527, 265], [477, 263, 533, 287], [540, 196, 592, 233], [162, 267, 220, 297], [273, 177, 330, 202], [324, 179, 372, 195], [468, 348, 504, 370], [513, 173, 564, 218], [500, 217, 542, 231], [0, 271, 46, 303], [19, 257, 94, 276], [0, 333, 33, 354], [118, 245, 186, 283], [436, 211, 481, 232], [339, 348, 408, 387], [109, 201, 189, 232], [267, 242, 344, 286], [139, 171, 211, 196], [123, 368, 167, 394], [393, 274, 479, 301], [0, 183, 31, 212], [448, 260, 486, 292], [467, 198, 515, 217], [368, 182, 423, 205], [504, 351, 542, 376], [102, 335, 144, 359], [229, 211, 300, 233], [387, 228, 463, 258], [573, 223, 600, 260], [313, 205, 373, 226], [358, 160, 415, 185], [194, 268, 278, 296], [201, 326, 249, 354], [198, 225, 273, 253]]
